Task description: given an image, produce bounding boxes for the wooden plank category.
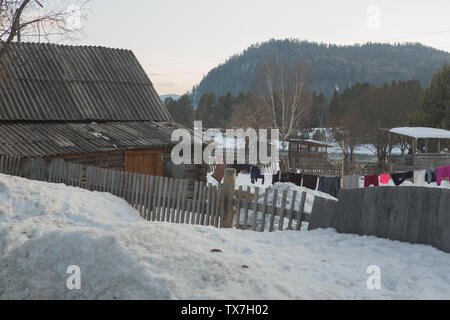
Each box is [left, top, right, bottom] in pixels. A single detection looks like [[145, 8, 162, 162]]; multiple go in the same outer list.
[[185, 200, 192, 226], [214, 185, 222, 228], [387, 187, 410, 241], [296, 191, 307, 231], [416, 188, 438, 246], [210, 186, 217, 227], [435, 189, 450, 253], [171, 179, 180, 223], [269, 189, 278, 232], [204, 184, 212, 226], [278, 189, 288, 231], [260, 188, 269, 232], [358, 188, 378, 236], [195, 182, 205, 225], [190, 181, 199, 225], [219, 185, 225, 228], [155, 176, 164, 221], [179, 180, 188, 224], [243, 186, 250, 228], [161, 177, 170, 222], [402, 187, 425, 244], [235, 186, 243, 229], [166, 178, 174, 222], [151, 176, 160, 221], [251, 187, 260, 231], [375, 187, 395, 239], [287, 191, 297, 230]]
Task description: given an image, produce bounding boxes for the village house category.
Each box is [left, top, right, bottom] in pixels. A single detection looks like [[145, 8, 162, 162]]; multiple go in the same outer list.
[[0, 42, 207, 186]]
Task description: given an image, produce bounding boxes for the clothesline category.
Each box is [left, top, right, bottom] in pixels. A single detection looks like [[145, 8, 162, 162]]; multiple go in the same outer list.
[[271, 164, 450, 196]]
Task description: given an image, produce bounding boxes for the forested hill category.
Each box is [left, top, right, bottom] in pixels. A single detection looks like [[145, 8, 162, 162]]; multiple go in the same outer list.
[[190, 39, 450, 106]]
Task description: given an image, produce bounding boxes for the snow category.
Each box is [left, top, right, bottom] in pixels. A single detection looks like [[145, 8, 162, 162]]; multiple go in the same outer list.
[[390, 127, 450, 139], [1, 173, 450, 300]]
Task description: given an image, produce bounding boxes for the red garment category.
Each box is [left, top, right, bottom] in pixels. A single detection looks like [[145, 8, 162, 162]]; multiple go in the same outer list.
[[364, 175, 379, 187], [436, 166, 450, 186], [379, 174, 390, 185]]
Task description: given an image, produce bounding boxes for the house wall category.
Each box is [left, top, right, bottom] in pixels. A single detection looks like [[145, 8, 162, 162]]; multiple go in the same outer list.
[[45, 147, 207, 198]]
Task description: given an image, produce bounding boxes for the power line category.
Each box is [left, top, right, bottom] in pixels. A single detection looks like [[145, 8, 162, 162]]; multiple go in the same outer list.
[[379, 28, 450, 43]]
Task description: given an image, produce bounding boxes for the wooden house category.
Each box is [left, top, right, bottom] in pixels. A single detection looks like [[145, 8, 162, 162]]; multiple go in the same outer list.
[[288, 139, 332, 168], [0, 42, 206, 186]]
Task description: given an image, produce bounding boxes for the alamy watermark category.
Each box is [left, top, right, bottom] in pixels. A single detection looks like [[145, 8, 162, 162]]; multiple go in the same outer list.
[[366, 265, 381, 290], [66, 265, 81, 290], [171, 121, 280, 165], [366, 4, 382, 30]]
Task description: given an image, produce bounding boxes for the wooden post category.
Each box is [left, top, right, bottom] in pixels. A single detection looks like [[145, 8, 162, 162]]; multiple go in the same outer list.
[[222, 168, 236, 228]]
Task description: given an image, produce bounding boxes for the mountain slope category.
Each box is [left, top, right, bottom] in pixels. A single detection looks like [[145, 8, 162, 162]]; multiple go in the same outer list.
[[191, 39, 450, 105]]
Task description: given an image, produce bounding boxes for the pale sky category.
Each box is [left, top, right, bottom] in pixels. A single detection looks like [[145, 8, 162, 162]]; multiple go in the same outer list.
[[75, 0, 450, 95]]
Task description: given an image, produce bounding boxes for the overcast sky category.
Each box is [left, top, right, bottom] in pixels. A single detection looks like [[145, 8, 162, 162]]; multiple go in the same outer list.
[[77, 0, 450, 95]]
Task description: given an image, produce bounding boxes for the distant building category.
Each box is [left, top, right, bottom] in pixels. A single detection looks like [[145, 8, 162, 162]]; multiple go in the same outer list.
[[288, 139, 332, 168]]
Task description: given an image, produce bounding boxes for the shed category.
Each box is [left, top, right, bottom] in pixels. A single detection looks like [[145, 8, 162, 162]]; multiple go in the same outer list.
[[0, 42, 206, 184], [380, 127, 450, 171], [288, 139, 332, 168]]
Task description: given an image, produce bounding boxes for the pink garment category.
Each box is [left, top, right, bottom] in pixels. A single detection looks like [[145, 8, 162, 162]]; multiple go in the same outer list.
[[436, 166, 450, 186], [379, 174, 391, 185]]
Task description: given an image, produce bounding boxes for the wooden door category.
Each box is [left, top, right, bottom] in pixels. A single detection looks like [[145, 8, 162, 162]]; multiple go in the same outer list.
[[125, 150, 164, 176]]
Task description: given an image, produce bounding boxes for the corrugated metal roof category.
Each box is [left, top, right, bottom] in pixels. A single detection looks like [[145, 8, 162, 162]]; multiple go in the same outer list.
[[0, 42, 173, 122], [0, 121, 175, 157]]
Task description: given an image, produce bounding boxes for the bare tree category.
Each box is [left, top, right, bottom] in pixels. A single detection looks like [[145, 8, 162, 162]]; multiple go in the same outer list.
[[0, 0, 89, 65], [257, 56, 312, 168]]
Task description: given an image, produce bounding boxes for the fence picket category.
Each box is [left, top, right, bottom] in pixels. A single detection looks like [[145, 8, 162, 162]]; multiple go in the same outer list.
[[179, 180, 188, 224], [243, 186, 250, 228], [260, 188, 269, 232], [235, 186, 243, 228], [269, 189, 278, 232], [251, 187, 260, 231], [278, 189, 288, 231], [287, 191, 298, 230], [296, 192, 307, 231], [190, 181, 199, 225]]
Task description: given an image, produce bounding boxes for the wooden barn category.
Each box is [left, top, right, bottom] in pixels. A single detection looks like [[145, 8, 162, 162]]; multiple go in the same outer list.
[[0, 42, 206, 185]]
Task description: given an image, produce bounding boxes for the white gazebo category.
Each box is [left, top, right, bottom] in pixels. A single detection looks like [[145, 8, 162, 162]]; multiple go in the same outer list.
[[381, 127, 450, 153], [380, 127, 450, 170]]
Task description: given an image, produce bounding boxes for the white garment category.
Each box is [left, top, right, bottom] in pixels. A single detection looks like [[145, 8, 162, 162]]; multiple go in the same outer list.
[[414, 170, 426, 187]]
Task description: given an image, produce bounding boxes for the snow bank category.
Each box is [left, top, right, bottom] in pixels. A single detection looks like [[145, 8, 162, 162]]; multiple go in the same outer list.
[[1, 173, 450, 300]]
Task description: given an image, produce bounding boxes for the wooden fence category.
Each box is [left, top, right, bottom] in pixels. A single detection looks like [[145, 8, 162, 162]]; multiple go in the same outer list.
[[0, 156, 309, 232], [309, 187, 450, 253]]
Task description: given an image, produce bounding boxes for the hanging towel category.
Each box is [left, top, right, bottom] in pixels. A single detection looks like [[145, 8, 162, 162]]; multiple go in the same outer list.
[[391, 171, 413, 186], [280, 172, 291, 183], [425, 168, 436, 184], [414, 170, 426, 187], [302, 174, 318, 190], [272, 171, 280, 184], [318, 176, 341, 197], [436, 166, 450, 186], [379, 174, 390, 185], [364, 175, 379, 187], [343, 175, 359, 189], [291, 173, 303, 186]]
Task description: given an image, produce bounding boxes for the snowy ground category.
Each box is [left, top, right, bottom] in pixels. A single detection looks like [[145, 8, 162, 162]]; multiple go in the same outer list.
[[1, 173, 450, 300]]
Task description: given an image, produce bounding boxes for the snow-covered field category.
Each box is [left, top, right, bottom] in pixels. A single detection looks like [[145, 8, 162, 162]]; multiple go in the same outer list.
[[1, 173, 450, 300]]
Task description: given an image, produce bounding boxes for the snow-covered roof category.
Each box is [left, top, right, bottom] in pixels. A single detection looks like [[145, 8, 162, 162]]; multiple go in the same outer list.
[[389, 127, 450, 139]]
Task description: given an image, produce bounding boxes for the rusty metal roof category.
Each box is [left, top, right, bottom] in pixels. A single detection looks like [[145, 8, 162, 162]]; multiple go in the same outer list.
[[0, 42, 172, 122], [0, 121, 175, 157]]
